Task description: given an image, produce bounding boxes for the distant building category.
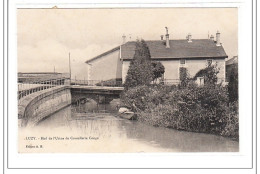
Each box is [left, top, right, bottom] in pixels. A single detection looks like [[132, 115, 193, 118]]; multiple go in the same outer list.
[[18, 72, 70, 83], [86, 30, 228, 84], [225, 56, 238, 82]]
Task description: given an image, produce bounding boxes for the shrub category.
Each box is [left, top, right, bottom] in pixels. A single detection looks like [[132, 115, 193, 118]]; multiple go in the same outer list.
[[179, 67, 189, 88], [227, 64, 238, 102], [194, 63, 220, 85], [221, 102, 239, 140], [121, 83, 238, 139], [151, 61, 165, 82]]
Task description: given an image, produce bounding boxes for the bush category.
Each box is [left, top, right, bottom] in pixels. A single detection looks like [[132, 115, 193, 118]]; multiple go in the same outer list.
[[151, 61, 165, 82], [227, 64, 238, 102], [179, 67, 189, 88], [194, 63, 220, 85], [220, 102, 239, 140], [120, 84, 239, 140], [120, 84, 176, 112]]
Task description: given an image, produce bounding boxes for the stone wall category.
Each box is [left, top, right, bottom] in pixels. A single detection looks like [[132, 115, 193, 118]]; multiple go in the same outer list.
[[18, 86, 71, 127]]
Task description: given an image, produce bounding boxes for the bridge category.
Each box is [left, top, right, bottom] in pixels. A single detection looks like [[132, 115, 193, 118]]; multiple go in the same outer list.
[[71, 86, 124, 104], [18, 75, 124, 105], [17, 76, 124, 127]]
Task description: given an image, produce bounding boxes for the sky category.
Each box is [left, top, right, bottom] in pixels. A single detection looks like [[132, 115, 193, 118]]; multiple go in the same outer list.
[[17, 8, 237, 80]]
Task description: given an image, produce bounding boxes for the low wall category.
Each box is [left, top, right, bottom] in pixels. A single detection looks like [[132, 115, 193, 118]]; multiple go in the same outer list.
[[18, 86, 71, 127]]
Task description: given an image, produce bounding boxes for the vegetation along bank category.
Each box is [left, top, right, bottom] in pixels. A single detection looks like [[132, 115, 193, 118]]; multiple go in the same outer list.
[[120, 39, 239, 140]]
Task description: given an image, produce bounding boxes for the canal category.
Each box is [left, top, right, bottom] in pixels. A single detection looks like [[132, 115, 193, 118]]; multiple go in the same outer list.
[[19, 99, 239, 153]]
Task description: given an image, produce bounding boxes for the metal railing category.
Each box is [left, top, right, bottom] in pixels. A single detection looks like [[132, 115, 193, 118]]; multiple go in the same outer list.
[[153, 78, 227, 86], [69, 78, 227, 87], [18, 78, 68, 102], [71, 79, 123, 87], [158, 79, 181, 85]]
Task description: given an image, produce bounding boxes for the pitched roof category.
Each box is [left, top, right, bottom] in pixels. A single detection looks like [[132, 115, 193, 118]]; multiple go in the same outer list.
[[121, 39, 227, 59], [226, 56, 238, 65], [85, 46, 120, 63], [86, 39, 228, 63]]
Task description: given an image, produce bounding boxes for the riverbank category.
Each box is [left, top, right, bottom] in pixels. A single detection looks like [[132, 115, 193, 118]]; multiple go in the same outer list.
[[19, 105, 238, 152], [120, 84, 239, 141]]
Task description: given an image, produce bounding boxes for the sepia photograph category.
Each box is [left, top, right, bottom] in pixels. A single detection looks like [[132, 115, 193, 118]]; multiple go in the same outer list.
[[17, 8, 239, 153]]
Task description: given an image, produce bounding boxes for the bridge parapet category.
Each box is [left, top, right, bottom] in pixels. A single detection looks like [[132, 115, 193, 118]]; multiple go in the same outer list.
[[70, 86, 124, 104], [18, 86, 71, 127], [18, 77, 70, 101]]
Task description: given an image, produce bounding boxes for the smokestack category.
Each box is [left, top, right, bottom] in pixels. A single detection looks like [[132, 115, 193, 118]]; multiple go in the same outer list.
[[216, 31, 221, 46], [165, 27, 170, 48], [122, 34, 126, 44], [187, 33, 192, 42], [210, 34, 214, 41], [160, 35, 164, 40]]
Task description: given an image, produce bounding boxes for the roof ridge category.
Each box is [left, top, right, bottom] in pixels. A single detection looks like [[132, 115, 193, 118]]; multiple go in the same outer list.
[[125, 39, 212, 42]]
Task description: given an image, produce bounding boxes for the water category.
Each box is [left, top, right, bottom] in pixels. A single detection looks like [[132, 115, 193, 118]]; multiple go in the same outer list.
[[20, 99, 239, 153]]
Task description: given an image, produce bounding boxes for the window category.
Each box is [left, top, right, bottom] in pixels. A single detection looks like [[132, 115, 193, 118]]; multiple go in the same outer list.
[[207, 59, 213, 65], [180, 59, 186, 65]]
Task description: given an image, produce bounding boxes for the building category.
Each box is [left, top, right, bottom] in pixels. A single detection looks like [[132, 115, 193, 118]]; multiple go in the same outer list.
[[18, 72, 70, 83], [225, 56, 238, 82], [86, 30, 228, 85]]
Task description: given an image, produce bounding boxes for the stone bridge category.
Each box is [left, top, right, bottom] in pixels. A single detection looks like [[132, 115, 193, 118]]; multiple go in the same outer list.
[[18, 85, 124, 127], [70, 86, 124, 104]]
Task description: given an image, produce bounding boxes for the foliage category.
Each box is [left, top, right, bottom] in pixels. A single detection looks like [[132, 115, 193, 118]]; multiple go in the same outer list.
[[120, 84, 176, 112], [194, 63, 220, 85], [220, 101, 239, 139], [124, 39, 153, 89], [179, 67, 189, 88], [227, 64, 238, 102], [121, 84, 239, 140], [151, 61, 165, 81]]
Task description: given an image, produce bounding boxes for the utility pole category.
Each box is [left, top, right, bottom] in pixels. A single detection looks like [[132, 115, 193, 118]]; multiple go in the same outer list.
[[54, 66, 55, 73], [69, 52, 71, 85]]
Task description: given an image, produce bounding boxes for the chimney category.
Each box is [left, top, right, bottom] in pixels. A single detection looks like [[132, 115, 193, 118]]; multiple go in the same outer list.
[[165, 27, 170, 48], [187, 33, 192, 42], [210, 34, 214, 41], [216, 31, 221, 46], [160, 35, 164, 40], [122, 34, 126, 44]]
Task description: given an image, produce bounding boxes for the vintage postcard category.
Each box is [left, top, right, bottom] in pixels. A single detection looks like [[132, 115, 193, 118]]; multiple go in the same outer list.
[[2, 0, 257, 172], [17, 7, 240, 153]]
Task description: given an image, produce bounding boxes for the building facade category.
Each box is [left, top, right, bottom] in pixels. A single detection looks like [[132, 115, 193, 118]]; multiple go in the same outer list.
[[225, 56, 238, 82], [86, 31, 228, 84]]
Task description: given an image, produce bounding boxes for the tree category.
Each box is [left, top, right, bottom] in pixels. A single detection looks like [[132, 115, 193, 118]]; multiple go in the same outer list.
[[124, 39, 153, 89], [151, 61, 165, 82], [194, 63, 220, 85], [227, 64, 238, 102]]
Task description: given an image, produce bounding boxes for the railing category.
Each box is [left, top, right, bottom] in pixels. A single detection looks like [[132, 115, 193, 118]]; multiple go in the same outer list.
[[70, 77, 227, 88], [154, 78, 227, 86], [71, 79, 123, 87], [18, 78, 68, 101], [158, 79, 181, 85]]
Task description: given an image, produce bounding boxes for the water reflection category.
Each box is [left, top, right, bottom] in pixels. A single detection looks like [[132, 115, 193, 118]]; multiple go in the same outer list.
[[35, 99, 239, 152]]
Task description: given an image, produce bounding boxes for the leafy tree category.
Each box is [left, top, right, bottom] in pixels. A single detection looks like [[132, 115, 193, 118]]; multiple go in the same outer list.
[[194, 63, 220, 85], [151, 61, 165, 81], [124, 39, 153, 89], [228, 64, 238, 102]]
